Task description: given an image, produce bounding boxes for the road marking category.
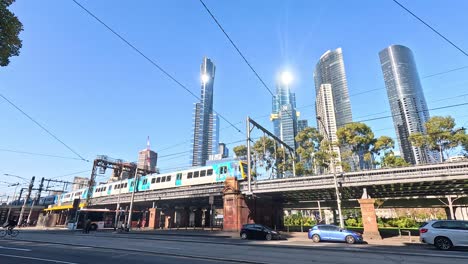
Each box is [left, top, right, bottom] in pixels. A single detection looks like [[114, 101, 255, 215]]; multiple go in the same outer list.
[[0, 253, 79, 264], [0, 245, 32, 252]]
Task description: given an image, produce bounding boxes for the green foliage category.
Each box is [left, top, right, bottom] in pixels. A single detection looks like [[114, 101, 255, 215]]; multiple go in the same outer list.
[[0, 0, 23, 66], [409, 116, 467, 162], [381, 152, 410, 168], [233, 145, 247, 158], [337, 123, 396, 170], [295, 127, 325, 174], [284, 213, 316, 227], [345, 218, 362, 227]]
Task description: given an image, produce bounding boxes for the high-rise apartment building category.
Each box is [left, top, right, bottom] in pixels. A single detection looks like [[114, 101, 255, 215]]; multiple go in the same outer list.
[[316, 84, 342, 173], [314, 48, 353, 128], [297, 120, 308, 133], [191, 57, 219, 166], [379, 44, 436, 164], [271, 72, 299, 150]]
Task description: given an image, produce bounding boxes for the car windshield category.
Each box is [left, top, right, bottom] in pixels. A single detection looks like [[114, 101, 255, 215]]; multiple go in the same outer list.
[[262, 226, 272, 231]]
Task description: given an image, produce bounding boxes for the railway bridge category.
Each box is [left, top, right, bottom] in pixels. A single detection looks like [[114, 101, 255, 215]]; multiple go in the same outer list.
[[84, 161, 468, 233]]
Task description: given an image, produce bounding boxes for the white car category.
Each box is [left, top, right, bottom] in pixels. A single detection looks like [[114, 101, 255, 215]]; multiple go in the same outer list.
[[419, 220, 468, 250]]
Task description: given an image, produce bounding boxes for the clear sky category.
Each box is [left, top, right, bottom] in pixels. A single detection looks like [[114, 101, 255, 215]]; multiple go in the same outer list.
[[1, 0, 468, 196]]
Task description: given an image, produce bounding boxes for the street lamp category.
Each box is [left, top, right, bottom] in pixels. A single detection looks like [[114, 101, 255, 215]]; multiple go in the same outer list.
[[316, 116, 344, 228]]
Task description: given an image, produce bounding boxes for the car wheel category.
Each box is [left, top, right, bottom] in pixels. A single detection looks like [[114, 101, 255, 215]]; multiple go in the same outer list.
[[345, 235, 355, 244], [240, 232, 248, 240], [312, 234, 321, 243], [90, 224, 98, 231], [434, 237, 452, 250], [265, 233, 272, 241]]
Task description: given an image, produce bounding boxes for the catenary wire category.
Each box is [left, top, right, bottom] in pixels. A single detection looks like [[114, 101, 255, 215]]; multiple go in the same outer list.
[[71, 0, 242, 134], [392, 0, 468, 57], [0, 93, 89, 162], [0, 148, 87, 161]]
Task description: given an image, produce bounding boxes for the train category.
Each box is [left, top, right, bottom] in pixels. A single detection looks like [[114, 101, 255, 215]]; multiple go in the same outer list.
[[39, 159, 248, 207]]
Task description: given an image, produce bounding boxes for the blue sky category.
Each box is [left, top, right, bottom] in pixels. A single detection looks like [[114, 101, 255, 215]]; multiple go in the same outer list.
[[1, 0, 468, 196]]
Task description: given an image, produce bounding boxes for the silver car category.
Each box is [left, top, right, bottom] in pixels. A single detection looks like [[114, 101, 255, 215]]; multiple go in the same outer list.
[[419, 220, 468, 250]]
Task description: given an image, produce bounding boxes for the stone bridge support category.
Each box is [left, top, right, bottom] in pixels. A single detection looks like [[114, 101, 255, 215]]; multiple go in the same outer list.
[[223, 177, 283, 232]]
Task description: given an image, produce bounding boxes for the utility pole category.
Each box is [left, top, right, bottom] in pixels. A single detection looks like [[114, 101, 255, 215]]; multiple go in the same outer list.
[[114, 169, 124, 230], [6, 183, 20, 221], [18, 176, 35, 227], [27, 177, 44, 225], [17, 188, 24, 205], [127, 166, 139, 231]]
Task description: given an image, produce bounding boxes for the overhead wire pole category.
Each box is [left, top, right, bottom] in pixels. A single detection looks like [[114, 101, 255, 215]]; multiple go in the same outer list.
[[27, 177, 44, 225], [18, 176, 35, 227], [316, 116, 344, 228], [5, 183, 20, 221], [126, 166, 139, 231]]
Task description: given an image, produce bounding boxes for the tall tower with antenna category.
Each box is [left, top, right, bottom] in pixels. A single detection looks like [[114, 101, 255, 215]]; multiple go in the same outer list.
[[138, 136, 158, 172]]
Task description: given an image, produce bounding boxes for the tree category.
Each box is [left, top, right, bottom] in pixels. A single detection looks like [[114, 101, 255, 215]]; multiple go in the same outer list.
[[0, 0, 23, 66], [295, 127, 323, 175], [336, 123, 376, 170], [233, 145, 247, 159], [409, 116, 466, 162], [381, 152, 409, 168]]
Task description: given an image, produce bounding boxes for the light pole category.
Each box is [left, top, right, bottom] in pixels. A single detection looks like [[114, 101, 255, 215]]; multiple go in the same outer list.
[[316, 116, 344, 228], [127, 166, 139, 231], [5, 182, 20, 221]]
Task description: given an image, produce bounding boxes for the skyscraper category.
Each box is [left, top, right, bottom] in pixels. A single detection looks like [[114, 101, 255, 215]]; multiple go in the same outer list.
[[271, 72, 299, 150], [297, 119, 308, 132], [314, 48, 353, 128], [379, 45, 436, 164], [191, 57, 219, 166], [138, 137, 158, 172], [316, 84, 342, 173]]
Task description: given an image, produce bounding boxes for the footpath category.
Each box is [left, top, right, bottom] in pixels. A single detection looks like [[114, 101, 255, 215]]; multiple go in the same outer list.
[[17, 227, 422, 247]]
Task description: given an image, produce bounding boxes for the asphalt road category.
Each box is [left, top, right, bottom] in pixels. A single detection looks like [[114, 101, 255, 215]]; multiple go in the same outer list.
[[0, 231, 467, 264]]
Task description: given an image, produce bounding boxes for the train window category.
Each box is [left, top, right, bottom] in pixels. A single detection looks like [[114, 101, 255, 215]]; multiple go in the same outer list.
[[151, 178, 156, 184], [156, 177, 161, 183], [161, 176, 166, 182], [143, 179, 148, 185], [176, 173, 182, 180], [219, 166, 228, 174], [207, 169, 213, 176], [167, 175, 171, 182], [188, 172, 193, 179], [194, 171, 199, 178], [200, 170, 206, 177], [103, 187, 106, 191], [130, 182, 134, 187], [124, 183, 128, 188]]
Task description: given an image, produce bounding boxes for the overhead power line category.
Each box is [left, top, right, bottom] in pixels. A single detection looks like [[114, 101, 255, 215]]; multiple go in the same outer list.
[[198, 0, 274, 97], [392, 0, 468, 57], [0, 93, 88, 162], [71, 0, 242, 134], [0, 148, 88, 161], [354, 102, 468, 124]]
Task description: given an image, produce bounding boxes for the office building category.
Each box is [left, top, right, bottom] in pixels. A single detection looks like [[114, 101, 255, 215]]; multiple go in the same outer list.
[[314, 48, 353, 128], [316, 84, 342, 173], [191, 57, 219, 166], [72, 177, 89, 191], [271, 72, 299, 150], [297, 120, 308, 132], [379, 45, 436, 164]]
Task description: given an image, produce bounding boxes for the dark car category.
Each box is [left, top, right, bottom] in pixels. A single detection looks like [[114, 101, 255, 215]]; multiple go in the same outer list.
[[240, 224, 281, 240]]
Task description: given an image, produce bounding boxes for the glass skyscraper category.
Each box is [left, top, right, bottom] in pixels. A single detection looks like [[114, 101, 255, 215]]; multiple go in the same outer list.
[[271, 77, 298, 150], [379, 45, 436, 164], [314, 48, 353, 129], [191, 57, 219, 166]]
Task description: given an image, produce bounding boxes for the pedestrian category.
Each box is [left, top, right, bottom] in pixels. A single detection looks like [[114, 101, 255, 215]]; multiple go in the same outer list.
[[85, 219, 91, 234], [137, 219, 141, 229]]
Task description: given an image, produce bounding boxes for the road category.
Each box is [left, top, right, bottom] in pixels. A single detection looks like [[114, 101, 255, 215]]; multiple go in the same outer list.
[[0, 231, 467, 263]]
